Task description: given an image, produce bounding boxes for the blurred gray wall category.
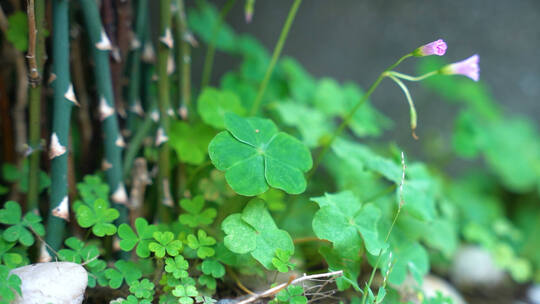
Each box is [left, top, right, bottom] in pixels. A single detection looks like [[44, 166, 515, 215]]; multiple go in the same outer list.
[[206, 0, 540, 158]]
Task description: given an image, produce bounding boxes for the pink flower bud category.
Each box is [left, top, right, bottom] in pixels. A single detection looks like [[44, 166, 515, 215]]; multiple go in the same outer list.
[[441, 54, 480, 81], [413, 39, 447, 56]]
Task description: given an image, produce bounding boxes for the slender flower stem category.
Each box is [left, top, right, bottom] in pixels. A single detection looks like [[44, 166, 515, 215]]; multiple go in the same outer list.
[[157, 0, 174, 217], [249, 0, 302, 116], [361, 152, 406, 304], [200, 0, 236, 89], [387, 70, 438, 82], [385, 73, 418, 139], [26, 0, 45, 212], [45, 0, 73, 255], [308, 53, 412, 178]]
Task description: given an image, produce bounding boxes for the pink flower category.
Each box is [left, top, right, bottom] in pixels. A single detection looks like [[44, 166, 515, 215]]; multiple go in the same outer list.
[[441, 54, 480, 81], [413, 39, 447, 56]]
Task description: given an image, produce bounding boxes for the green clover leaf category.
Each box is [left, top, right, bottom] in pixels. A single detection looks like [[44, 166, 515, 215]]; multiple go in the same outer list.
[[118, 218, 158, 258], [172, 284, 198, 304], [77, 175, 109, 204], [195, 296, 217, 304], [272, 248, 295, 273], [57, 237, 107, 287], [312, 192, 387, 257], [274, 285, 307, 304], [222, 198, 294, 269], [0, 265, 21, 302], [104, 260, 142, 288], [164, 255, 189, 279], [201, 259, 225, 278], [186, 230, 216, 259], [0, 239, 23, 268], [0, 201, 44, 246], [149, 231, 183, 258], [198, 275, 217, 290], [178, 196, 217, 228], [120, 295, 151, 304], [197, 87, 245, 129], [129, 279, 155, 300], [170, 121, 216, 165], [75, 198, 119, 237], [208, 113, 312, 196]]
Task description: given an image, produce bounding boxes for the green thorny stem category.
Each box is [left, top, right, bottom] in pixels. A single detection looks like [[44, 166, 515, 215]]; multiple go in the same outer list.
[[361, 152, 407, 304], [45, 0, 74, 255], [200, 0, 237, 89], [79, 0, 129, 227], [26, 0, 46, 212], [175, 0, 192, 119], [249, 0, 302, 115], [126, 0, 148, 136], [157, 0, 174, 220], [308, 53, 413, 178]]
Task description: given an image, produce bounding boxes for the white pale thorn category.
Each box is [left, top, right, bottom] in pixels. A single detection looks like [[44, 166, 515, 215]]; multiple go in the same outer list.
[[167, 108, 175, 116], [95, 29, 113, 50], [130, 37, 141, 50], [115, 135, 126, 148], [48, 73, 57, 84], [162, 179, 174, 207], [37, 242, 52, 263], [184, 32, 199, 47], [131, 100, 144, 116], [150, 111, 160, 122], [111, 184, 128, 205], [102, 159, 113, 170], [49, 133, 66, 159], [178, 106, 188, 120], [64, 84, 79, 106], [99, 96, 115, 121], [156, 127, 168, 146], [159, 28, 174, 48], [52, 196, 69, 221], [142, 43, 155, 62], [167, 54, 175, 75]]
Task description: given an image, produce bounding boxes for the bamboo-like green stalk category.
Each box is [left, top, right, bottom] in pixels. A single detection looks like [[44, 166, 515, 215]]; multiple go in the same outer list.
[[78, 0, 128, 222], [175, 0, 191, 118], [249, 0, 302, 115], [126, 0, 148, 134], [45, 0, 74, 254], [26, 0, 45, 212], [157, 0, 174, 217], [200, 0, 236, 89]]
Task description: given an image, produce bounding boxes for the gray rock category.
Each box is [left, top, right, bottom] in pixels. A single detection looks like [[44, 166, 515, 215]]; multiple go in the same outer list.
[[450, 245, 505, 289], [10, 262, 88, 304], [527, 284, 540, 304]]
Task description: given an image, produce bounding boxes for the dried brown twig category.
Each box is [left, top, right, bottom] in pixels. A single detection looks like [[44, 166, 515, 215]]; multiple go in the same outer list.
[[236, 270, 343, 304]]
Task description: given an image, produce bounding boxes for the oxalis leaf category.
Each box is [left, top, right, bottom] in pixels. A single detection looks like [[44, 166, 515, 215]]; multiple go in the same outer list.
[[312, 191, 387, 256], [197, 87, 246, 129], [118, 218, 157, 258], [0, 201, 44, 246], [221, 198, 294, 269], [75, 198, 119, 237], [208, 113, 312, 196]]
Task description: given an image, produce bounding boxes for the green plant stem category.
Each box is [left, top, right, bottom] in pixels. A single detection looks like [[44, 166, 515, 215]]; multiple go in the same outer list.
[[200, 0, 236, 89], [46, 0, 73, 253], [78, 0, 128, 225], [308, 53, 412, 177], [387, 70, 438, 82], [157, 0, 174, 218], [27, 0, 45, 212], [175, 0, 191, 118], [249, 0, 302, 116], [361, 207, 401, 304], [123, 115, 155, 179], [385, 73, 418, 138], [126, 0, 148, 134]]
